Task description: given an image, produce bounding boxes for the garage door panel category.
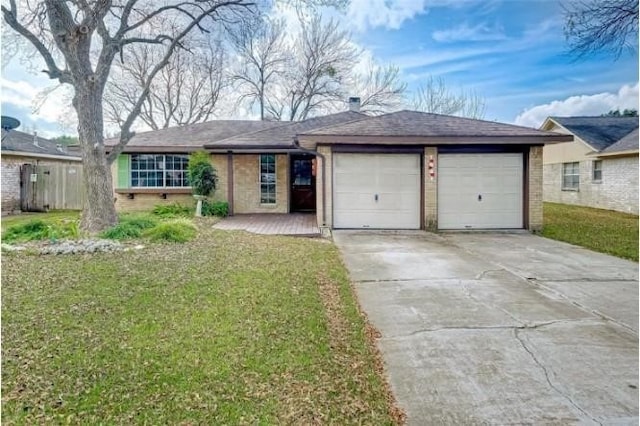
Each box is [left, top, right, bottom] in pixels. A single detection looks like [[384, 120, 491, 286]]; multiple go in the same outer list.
[[334, 154, 420, 229], [438, 153, 523, 230]]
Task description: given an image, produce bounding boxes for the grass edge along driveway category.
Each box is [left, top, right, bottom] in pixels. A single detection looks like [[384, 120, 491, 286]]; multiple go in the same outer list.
[[2, 225, 404, 424], [542, 202, 638, 261]]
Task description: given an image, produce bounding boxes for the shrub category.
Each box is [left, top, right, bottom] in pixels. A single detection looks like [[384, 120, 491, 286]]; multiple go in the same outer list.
[[2, 219, 80, 243], [152, 203, 194, 218], [144, 220, 197, 243], [188, 151, 218, 196], [202, 201, 229, 217], [100, 215, 157, 240]]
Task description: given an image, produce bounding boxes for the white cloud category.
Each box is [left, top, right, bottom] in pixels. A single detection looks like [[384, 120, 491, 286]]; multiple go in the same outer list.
[[432, 22, 507, 43], [1, 77, 76, 130], [514, 83, 639, 128], [347, 0, 428, 31]]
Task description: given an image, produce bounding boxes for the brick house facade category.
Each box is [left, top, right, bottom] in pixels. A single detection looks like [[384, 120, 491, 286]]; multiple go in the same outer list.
[[107, 109, 569, 231], [541, 117, 639, 215]]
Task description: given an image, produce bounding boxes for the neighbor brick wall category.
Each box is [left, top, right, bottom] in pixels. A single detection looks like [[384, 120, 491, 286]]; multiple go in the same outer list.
[[232, 154, 288, 214], [425, 147, 437, 230], [543, 156, 639, 215], [315, 146, 332, 227], [528, 146, 544, 231]]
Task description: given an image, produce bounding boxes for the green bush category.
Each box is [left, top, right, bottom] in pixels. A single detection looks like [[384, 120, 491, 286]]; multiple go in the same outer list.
[[2, 219, 80, 243], [202, 201, 229, 217], [100, 215, 158, 240], [188, 151, 218, 196], [144, 220, 197, 243], [152, 203, 194, 218]]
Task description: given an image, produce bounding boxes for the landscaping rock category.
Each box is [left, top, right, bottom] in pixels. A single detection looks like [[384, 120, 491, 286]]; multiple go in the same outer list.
[[40, 239, 124, 255], [1, 243, 26, 252]]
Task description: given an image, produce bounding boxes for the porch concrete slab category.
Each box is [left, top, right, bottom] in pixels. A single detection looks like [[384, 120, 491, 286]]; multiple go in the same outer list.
[[212, 213, 319, 236], [334, 230, 639, 425]]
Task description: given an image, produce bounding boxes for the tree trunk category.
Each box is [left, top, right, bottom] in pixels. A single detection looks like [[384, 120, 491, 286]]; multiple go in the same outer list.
[[75, 85, 118, 233]]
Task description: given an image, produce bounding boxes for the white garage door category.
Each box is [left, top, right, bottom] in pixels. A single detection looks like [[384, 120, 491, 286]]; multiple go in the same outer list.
[[438, 153, 523, 229], [333, 153, 421, 229]]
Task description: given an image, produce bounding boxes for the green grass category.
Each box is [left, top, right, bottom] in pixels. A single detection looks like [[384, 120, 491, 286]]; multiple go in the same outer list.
[[1, 211, 80, 232], [542, 202, 639, 261], [100, 214, 158, 240], [143, 219, 197, 243], [1, 226, 400, 424]]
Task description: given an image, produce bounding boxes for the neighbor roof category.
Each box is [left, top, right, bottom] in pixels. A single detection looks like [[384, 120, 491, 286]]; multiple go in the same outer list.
[[104, 120, 284, 153], [300, 110, 571, 141], [204, 111, 367, 150], [600, 127, 639, 154], [1, 130, 80, 158], [549, 116, 639, 151]]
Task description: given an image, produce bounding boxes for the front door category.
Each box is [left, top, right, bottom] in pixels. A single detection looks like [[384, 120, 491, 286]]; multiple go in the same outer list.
[[290, 154, 316, 212]]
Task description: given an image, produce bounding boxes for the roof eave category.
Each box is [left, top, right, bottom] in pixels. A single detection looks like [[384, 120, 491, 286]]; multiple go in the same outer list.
[[297, 134, 573, 145], [1, 150, 82, 161], [590, 149, 639, 158]]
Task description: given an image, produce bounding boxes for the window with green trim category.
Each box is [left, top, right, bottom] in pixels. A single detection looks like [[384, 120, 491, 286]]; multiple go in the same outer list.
[[130, 154, 189, 188], [260, 154, 276, 204]]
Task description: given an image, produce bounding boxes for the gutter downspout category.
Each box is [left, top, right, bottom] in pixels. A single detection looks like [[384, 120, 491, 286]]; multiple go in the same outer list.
[[293, 137, 326, 227]]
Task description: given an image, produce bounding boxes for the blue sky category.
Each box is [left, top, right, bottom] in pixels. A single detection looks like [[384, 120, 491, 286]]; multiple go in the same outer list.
[[1, 0, 638, 137]]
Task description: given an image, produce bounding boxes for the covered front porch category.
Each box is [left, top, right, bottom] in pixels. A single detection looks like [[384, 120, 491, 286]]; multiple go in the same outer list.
[[213, 213, 320, 236]]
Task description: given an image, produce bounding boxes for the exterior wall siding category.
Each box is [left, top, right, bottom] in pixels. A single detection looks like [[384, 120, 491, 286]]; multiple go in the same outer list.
[[232, 154, 288, 214], [543, 156, 639, 214], [528, 146, 544, 231], [2, 155, 81, 214]]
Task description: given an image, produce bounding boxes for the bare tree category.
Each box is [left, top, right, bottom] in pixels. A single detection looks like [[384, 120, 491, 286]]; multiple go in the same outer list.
[[265, 15, 359, 121], [411, 76, 486, 119], [349, 60, 406, 115], [105, 36, 227, 130], [2, 0, 255, 232], [564, 0, 639, 59], [229, 18, 288, 120]]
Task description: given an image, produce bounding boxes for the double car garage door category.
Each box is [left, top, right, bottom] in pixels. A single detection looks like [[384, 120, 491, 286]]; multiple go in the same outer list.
[[333, 153, 523, 230]]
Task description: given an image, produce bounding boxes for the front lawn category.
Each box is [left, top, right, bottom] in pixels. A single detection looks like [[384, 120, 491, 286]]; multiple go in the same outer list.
[[2, 225, 401, 424], [542, 202, 639, 261]]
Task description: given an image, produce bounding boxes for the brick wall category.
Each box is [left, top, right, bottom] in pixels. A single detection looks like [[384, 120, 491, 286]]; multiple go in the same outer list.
[[543, 155, 639, 214], [425, 147, 437, 230], [232, 154, 288, 214], [528, 146, 544, 231], [115, 193, 196, 212], [316, 146, 332, 227]]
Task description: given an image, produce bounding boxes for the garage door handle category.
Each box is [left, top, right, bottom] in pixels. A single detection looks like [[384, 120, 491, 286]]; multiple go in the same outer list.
[[374, 194, 379, 202], [478, 194, 482, 201]]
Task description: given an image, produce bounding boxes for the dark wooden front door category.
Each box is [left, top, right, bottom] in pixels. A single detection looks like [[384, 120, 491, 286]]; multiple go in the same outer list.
[[290, 154, 316, 212]]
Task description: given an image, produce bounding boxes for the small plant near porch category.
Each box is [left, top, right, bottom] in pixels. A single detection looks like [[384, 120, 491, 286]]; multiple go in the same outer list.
[[187, 151, 218, 217]]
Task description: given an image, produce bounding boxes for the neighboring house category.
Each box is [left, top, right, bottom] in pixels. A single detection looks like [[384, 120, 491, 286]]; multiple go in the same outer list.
[[106, 103, 571, 231], [540, 116, 639, 215], [1, 130, 83, 213]]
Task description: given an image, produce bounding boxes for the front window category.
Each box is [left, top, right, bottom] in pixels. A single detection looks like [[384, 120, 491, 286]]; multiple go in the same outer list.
[[260, 154, 276, 204], [592, 160, 603, 182], [131, 154, 189, 188], [562, 162, 580, 191]]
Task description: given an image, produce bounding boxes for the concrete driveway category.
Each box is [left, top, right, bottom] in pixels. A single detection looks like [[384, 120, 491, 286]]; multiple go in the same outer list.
[[333, 231, 638, 425]]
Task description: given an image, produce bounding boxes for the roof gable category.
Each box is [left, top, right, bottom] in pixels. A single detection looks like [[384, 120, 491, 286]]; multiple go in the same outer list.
[[549, 116, 639, 151]]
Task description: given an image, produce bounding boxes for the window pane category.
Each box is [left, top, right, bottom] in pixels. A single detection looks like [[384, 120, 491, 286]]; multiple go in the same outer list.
[[259, 155, 277, 204]]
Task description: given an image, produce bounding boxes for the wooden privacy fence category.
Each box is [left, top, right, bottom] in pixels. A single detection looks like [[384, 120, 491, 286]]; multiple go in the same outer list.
[[20, 163, 85, 211]]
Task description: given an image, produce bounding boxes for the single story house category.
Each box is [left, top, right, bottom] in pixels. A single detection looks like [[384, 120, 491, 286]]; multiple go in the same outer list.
[[107, 104, 571, 231], [1, 129, 83, 213], [540, 116, 639, 215]]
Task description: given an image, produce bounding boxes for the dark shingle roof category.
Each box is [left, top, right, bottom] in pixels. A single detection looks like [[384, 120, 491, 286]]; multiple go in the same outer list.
[[104, 120, 284, 152], [301, 110, 565, 138], [204, 111, 367, 149], [1, 130, 79, 158], [601, 128, 639, 154], [551, 116, 639, 151]]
